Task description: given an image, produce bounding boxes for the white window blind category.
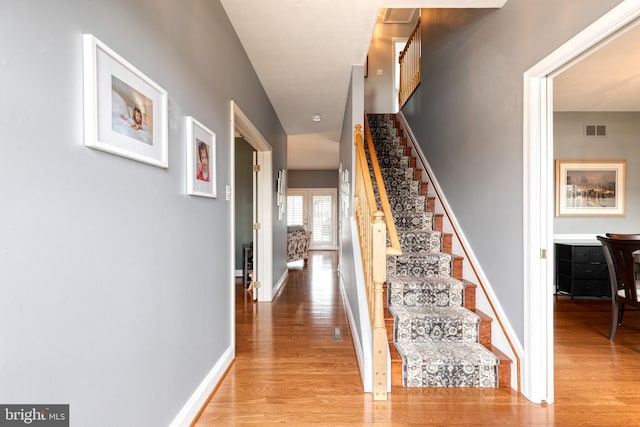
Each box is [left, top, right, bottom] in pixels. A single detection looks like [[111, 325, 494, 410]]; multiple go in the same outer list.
[[312, 195, 332, 243], [287, 195, 304, 226]]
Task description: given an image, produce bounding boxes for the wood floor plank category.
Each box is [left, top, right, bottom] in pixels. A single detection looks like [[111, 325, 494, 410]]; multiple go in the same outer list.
[[193, 251, 640, 426]]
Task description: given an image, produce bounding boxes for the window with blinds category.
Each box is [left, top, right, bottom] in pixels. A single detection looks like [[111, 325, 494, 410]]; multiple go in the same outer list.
[[312, 195, 333, 243], [286, 188, 336, 249], [287, 195, 304, 226]]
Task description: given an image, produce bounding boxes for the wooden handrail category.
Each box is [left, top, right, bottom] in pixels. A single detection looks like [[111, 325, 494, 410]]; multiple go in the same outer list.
[[353, 122, 403, 401], [354, 125, 379, 219], [354, 125, 378, 326], [364, 116, 402, 256]]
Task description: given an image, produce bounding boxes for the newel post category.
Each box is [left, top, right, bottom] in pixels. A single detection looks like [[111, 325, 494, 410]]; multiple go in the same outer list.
[[372, 210, 388, 400]]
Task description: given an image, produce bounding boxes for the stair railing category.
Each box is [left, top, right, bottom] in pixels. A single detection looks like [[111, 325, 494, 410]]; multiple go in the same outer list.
[[399, 17, 421, 109], [353, 120, 402, 401]]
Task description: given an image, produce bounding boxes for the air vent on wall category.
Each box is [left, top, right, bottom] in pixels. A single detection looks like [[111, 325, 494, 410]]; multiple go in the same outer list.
[[585, 124, 607, 137]]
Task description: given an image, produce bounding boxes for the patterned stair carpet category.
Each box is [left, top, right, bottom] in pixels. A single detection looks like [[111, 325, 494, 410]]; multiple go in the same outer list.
[[367, 114, 499, 387]]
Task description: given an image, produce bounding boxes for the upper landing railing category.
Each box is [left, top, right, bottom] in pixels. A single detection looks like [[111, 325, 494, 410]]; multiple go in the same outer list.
[[399, 17, 421, 109]]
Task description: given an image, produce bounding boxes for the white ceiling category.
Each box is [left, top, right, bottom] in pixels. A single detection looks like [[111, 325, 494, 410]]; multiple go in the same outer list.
[[220, 1, 638, 169], [220, 0, 508, 169], [554, 19, 640, 112]]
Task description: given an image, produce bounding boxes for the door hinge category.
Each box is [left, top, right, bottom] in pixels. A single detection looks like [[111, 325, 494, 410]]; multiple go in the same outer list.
[[540, 249, 547, 259], [253, 223, 261, 230], [253, 164, 261, 172]]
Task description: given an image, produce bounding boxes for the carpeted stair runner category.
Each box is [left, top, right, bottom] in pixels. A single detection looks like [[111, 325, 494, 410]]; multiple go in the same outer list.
[[367, 113, 499, 387]]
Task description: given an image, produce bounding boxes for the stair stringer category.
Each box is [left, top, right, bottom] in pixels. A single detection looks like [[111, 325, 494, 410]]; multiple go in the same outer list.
[[396, 112, 522, 391]]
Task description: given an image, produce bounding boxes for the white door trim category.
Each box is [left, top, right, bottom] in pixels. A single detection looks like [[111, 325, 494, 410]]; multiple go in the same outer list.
[[231, 101, 274, 302], [523, 0, 640, 405]]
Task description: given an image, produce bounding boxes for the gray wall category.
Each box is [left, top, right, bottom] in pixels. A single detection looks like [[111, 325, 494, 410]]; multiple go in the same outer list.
[[402, 0, 623, 342], [235, 137, 254, 270], [365, 16, 415, 114], [0, 2, 286, 426], [339, 65, 367, 383], [288, 170, 338, 189], [554, 112, 640, 234]]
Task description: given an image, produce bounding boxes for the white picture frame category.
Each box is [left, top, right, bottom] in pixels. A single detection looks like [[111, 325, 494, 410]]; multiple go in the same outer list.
[[83, 34, 168, 168], [341, 168, 350, 217], [555, 159, 626, 217], [186, 116, 216, 198], [276, 169, 286, 220]]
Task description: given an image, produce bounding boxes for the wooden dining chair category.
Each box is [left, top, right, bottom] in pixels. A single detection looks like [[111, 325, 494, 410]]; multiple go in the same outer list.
[[597, 234, 640, 340]]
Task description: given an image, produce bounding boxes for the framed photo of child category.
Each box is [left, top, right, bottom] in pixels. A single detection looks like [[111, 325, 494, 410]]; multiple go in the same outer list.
[[186, 116, 216, 198], [83, 34, 168, 168]]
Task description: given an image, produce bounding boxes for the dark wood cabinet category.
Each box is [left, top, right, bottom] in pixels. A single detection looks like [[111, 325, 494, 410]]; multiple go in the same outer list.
[[555, 242, 611, 298]]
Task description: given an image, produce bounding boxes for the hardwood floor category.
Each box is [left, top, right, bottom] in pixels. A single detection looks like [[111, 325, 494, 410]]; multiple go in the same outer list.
[[193, 251, 640, 426]]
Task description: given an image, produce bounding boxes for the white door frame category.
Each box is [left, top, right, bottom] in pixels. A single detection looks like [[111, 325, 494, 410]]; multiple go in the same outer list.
[[231, 101, 274, 303], [523, 0, 640, 405], [252, 151, 260, 301]]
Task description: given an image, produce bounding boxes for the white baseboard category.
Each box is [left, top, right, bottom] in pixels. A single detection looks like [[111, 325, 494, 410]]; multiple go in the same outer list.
[[339, 273, 371, 392], [344, 218, 375, 392], [272, 269, 288, 299], [169, 346, 234, 427]]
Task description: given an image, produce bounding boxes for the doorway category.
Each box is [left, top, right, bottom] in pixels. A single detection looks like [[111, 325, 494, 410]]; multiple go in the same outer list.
[[231, 101, 274, 302], [234, 136, 255, 288], [523, 1, 640, 405], [287, 188, 338, 250]]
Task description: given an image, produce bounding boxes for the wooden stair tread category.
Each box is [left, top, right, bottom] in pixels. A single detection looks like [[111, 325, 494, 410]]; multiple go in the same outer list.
[[452, 256, 463, 280], [473, 309, 493, 345], [426, 196, 435, 212], [441, 233, 452, 254], [389, 343, 404, 387], [433, 214, 443, 232], [483, 343, 513, 388], [462, 280, 477, 310]]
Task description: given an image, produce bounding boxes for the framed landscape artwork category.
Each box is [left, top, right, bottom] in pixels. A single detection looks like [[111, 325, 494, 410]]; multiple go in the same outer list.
[[83, 34, 168, 168], [555, 160, 626, 217]]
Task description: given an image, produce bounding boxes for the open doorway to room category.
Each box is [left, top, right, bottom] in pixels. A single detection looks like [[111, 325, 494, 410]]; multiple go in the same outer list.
[[234, 135, 255, 291], [231, 101, 274, 303], [523, 2, 640, 405]]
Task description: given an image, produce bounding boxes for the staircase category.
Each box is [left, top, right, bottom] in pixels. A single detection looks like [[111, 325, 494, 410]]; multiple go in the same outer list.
[[366, 113, 511, 388]]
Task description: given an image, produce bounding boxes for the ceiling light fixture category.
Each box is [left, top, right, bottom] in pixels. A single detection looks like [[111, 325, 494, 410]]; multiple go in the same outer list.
[[312, 114, 321, 122]]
